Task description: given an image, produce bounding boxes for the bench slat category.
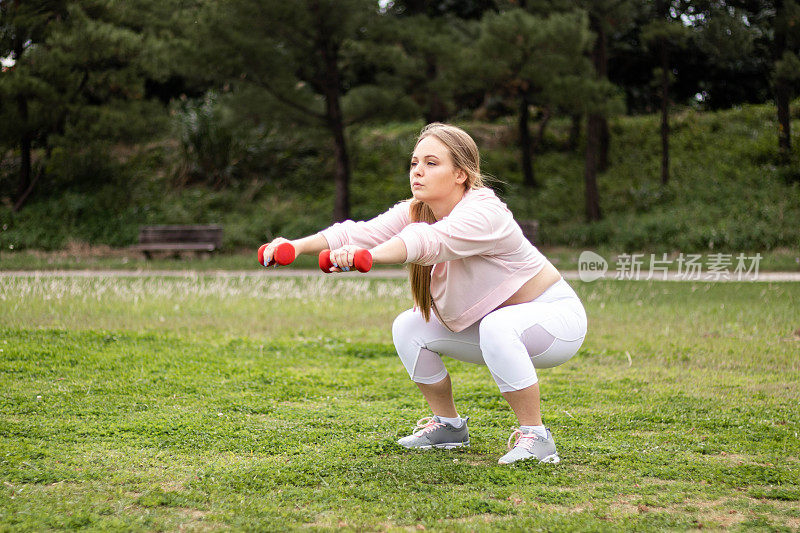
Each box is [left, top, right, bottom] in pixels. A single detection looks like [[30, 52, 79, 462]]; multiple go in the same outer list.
[[131, 224, 223, 258], [139, 226, 222, 247]]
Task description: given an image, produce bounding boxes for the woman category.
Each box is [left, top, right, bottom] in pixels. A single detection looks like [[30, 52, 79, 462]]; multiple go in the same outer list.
[[261, 123, 587, 465]]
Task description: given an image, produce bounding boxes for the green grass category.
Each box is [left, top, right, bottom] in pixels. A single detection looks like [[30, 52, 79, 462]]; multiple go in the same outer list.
[[1, 276, 799, 530]]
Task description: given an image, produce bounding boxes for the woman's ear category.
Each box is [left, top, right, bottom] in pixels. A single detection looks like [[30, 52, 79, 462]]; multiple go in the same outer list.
[[455, 168, 468, 185]]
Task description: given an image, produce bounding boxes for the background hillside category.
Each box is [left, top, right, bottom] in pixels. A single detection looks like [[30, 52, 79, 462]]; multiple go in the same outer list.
[[1, 103, 798, 254]]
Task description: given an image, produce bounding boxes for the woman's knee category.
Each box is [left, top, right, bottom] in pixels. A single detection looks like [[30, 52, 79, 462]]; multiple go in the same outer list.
[[478, 312, 518, 360], [392, 309, 425, 346], [392, 309, 447, 383], [479, 312, 539, 391]]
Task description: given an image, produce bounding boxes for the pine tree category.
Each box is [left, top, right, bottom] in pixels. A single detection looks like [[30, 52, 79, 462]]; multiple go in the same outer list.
[[476, 9, 597, 188], [770, 0, 800, 158], [641, 1, 691, 186], [203, 0, 391, 222], [378, 14, 473, 123], [0, 0, 197, 210], [721, 0, 800, 158], [0, 0, 68, 210]]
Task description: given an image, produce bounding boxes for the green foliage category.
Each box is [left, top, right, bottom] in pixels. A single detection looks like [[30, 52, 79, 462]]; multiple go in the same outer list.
[[342, 107, 800, 252], [0, 146, 147, 248], [477, 9, 594, 106], [174, 91, 250, 188], [775, 50, 800, 84], [367, 14, 478, 122], [640, 18, 692, 51], [0, 0, 198, 216], [3, 103, 800, 253]]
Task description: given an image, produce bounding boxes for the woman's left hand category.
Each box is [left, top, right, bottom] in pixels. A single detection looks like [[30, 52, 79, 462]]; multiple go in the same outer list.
[[328, 245, 361, 272]]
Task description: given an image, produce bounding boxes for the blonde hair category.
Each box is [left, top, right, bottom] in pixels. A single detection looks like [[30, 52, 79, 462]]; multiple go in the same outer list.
[[409, 123, 486, 321]]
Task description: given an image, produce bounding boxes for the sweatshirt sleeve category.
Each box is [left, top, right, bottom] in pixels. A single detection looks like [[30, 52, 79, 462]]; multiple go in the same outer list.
[[320, 200, 411, 250], [397, 202, 512, 266]]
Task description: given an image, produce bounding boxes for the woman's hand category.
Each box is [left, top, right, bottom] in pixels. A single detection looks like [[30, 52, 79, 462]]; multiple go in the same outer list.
[[324, 238, 408, 272], [260, 237, 297, 266], [327, 245, 361, 272]]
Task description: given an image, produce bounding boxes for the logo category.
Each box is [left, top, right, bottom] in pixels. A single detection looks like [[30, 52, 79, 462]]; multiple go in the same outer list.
[[578, 251, 608, 282]]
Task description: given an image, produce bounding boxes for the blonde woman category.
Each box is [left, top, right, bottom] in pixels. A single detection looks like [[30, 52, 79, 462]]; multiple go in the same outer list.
[[261, 123, 587, 464]]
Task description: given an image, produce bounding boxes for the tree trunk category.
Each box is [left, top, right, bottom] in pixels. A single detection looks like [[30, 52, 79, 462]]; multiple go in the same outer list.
[[585, 113, 602, 221], [314, 3, 350, 222], [776, 79, 791, 158], [424, 56, 448, 123], [590, 14, 610, 172], [15, 95, 33, 210], [519, 92, 537, 188], [533, 107, 551, 153], [13, 151, 44, 213], [325, 80, 350, 222], [774, 0, 791, 158], [568, 113, 581, 151], [660, 42, 670, 185], [599, 116, 609, 172], [13, 26, 33, 211]]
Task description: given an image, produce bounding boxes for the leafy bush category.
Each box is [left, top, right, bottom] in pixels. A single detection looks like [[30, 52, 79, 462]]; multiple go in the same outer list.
[[174, 91, 250, 188]]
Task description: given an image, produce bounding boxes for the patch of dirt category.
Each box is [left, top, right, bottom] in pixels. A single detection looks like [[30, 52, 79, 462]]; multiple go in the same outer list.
[[161, 481, 186, 492], [176, 508, 219, 533], [706, 452, 781, 468], [605, 494, 798, 529], [533, 501, 595, 514], [443, 513, 508, 525]]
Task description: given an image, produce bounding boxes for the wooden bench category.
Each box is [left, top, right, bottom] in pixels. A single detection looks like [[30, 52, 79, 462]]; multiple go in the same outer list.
[[130, 225, 223, 259]]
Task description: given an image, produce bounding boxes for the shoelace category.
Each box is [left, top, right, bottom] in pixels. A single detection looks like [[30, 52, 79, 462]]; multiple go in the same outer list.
[[412, 416, 446, 436], [507, 429, 540, 451]]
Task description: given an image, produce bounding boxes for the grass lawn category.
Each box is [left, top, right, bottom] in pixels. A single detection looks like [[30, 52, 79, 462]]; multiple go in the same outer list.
[[1, 275, 799, 531]]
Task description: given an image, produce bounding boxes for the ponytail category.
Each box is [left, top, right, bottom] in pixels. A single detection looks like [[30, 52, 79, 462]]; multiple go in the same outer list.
[[408, 199, 437, 321]]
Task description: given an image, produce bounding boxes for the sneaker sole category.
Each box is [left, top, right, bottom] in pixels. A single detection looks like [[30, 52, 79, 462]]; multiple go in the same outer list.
[[400, 441, 470, 450], [498, 453, 560, 465]]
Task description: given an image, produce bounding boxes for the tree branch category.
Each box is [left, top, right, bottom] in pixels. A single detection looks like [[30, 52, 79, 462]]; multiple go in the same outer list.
[[252, 77, 326, 121], [12, 153, 46, 212]]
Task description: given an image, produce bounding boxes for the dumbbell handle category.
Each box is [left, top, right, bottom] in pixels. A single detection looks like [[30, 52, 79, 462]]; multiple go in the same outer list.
[[318, 248, 373, 273], [257, 242, 296, 267]]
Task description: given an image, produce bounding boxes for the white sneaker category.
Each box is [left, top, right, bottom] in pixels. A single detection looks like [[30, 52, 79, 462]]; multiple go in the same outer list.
[[498, 427, 560, 465], [397, 416, 470, 450]]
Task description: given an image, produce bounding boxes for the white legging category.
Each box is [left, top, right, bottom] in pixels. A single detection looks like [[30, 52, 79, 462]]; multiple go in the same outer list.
[[392, 279, 587, 392]]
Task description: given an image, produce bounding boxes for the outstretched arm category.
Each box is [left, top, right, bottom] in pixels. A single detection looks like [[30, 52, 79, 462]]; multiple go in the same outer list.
[[327, 237, 407, 272], [291, 233, 330, 255], [261, 233, 330, 265], [371, 237, 408, 265]]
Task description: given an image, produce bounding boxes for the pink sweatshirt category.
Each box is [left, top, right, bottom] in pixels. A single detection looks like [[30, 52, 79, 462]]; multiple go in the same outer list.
[[321, 187, 549, 332]]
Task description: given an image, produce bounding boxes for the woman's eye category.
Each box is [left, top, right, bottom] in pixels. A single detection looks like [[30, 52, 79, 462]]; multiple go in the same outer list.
[[410, 162, 417, 167], [427, 161, 436, 166]]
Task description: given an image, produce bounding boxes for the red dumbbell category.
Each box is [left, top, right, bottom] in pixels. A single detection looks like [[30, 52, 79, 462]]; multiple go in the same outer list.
[[257, 242, 296, 267], [318, 248, 373, 273]]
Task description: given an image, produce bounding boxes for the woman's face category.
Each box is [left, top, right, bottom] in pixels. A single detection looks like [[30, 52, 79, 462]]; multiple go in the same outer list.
[[409, 136, 466, 204]]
